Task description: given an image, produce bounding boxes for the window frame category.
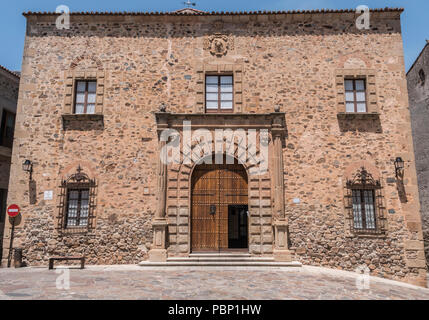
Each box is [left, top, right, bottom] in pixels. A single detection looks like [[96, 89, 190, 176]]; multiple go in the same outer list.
[[74, 80, 97, 115], [0, 109, 16, 148], [65, 186, 90, 229], [205, 74, 234, 113], [351, 188, 377, 232], [344, 78, 368, 113]]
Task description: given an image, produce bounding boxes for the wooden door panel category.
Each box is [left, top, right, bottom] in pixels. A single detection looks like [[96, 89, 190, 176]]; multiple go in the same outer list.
[[191, 161, 248, 251], [191, 165, 219, 250]]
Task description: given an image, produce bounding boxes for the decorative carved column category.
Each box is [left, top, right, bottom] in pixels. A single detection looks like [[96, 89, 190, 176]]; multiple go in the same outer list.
[[148, 113, 169, 262], [271, 112, 293, 262]]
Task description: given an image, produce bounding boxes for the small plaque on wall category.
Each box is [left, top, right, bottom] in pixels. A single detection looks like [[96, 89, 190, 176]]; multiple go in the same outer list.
[[44, 190, 53, 200]]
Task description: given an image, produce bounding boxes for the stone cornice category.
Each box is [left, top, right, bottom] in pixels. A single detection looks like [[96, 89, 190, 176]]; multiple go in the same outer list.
[[155, 112, 287, 131]]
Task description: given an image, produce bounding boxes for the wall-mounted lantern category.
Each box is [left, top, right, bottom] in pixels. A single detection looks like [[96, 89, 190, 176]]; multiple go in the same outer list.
[[22, 160, 33, 181], [394, 157, 405, 179]]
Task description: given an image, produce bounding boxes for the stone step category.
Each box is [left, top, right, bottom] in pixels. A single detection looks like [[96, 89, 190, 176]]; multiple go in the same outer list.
[[168, 256, 274, 262], [187, 253, 251, 259], [139, 260, 302, 267], [189, 253, 252, 258]]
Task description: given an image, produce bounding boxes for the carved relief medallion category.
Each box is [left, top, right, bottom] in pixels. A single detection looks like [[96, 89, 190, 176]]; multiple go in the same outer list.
[[204, 34, 234, 57]]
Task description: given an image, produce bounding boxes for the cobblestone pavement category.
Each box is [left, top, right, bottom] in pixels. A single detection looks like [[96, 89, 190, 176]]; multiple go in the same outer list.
[[0, 265, 428, 300]]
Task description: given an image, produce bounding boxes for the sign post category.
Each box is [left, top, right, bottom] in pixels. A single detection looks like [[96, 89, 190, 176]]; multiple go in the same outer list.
[[6, 204, 20, 268]]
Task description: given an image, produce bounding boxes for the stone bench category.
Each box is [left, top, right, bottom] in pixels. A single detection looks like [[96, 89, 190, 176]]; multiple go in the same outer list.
[[48, 256, 85, 270]]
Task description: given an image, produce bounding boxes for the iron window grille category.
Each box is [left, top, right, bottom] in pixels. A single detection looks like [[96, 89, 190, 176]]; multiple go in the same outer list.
[[58, 166, 96, 233], [205, 75, 234, 113], [345, 167, 386, 235], [345, 79, 367, 113]]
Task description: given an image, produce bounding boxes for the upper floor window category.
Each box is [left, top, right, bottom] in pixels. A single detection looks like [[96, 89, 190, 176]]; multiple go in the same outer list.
[[0, 110, 16, 148], [345, 79, 367, 113], [206, 75, 233, 113], [75, 80, 96, 114]]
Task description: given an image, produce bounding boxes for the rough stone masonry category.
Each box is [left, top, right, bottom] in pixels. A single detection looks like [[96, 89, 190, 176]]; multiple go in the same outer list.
[[1, 7, 427, 287], [408, 41, 429, 270]]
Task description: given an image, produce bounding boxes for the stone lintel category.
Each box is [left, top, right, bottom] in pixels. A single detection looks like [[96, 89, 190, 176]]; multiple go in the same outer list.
[[155, 112, 287, 132]]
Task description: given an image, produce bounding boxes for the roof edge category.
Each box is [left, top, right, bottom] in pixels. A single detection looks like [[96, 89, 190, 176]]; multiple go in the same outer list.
[[407, 41, 429, 76], [0, 65, 20, 79], [22, 7, 404, 17]]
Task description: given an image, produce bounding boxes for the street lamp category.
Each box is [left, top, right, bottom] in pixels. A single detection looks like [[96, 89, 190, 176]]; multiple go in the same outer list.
[[394, 157, 404, 179], [22, 159, 33, 180]]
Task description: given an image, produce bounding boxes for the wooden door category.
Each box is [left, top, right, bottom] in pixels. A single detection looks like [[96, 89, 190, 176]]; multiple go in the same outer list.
[[191, 160, 248, 251]]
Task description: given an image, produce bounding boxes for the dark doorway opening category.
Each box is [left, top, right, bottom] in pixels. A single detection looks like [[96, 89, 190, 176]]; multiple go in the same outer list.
[[0, 188, 8, 261], [228, 205, 248, 249]]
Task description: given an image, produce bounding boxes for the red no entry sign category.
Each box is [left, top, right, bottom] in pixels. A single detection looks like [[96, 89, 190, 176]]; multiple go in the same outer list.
[[7, 204, 20, 218]]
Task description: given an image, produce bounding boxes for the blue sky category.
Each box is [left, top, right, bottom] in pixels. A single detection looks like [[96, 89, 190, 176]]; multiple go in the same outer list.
[[1, 0, 427, 72]]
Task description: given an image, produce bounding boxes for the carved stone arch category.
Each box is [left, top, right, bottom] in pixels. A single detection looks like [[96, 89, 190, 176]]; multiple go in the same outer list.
[[337, 52, 372, 69], [60, 160, 97, 179], [69, 54, 104, 71], [344, 160, 380, 182], [154, 112, 288, 258]]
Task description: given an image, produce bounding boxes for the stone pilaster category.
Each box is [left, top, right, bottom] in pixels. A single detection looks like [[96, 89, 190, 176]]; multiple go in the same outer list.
[[148, 115, 169, 262], [271, 114, 293, 262]]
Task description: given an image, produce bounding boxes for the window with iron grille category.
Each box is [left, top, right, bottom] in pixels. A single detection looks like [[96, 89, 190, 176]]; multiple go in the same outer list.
[[345, 79, 367, 113], [58, 166, 96, 232], [66, 189, 90, 227], [352, 189, 376, 231], [205, 75, 233, 112], [74, 80, 97, 114], [345, 167, 386, 235]]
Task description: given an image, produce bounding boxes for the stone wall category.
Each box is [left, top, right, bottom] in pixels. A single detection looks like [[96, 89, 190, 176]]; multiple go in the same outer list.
[[0, 68, 19, 261], [2, 10, 426, 286], [408, 41, 429, 269]]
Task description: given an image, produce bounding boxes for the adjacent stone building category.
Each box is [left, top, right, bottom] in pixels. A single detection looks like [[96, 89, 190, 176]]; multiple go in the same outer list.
[[0, 65, 19, 262], [2, 7, 427, 287], [408, 40, 429, 270]]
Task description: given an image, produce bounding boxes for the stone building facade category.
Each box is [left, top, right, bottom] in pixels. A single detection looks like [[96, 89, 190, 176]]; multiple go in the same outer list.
[[1, 7, 427, 287], [408, 40, 429, 270], [0, 65, 19, 262]]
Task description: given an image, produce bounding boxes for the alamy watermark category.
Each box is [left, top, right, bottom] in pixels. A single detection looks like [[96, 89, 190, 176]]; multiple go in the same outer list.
[[56, 5, 70, 30], [356, 5, 370, 30], [355, 264, 371, 291], [56, 267, 71, 290]]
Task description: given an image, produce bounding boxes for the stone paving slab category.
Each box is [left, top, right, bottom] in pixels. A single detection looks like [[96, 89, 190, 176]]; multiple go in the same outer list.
[[0, 265, 428, 300]]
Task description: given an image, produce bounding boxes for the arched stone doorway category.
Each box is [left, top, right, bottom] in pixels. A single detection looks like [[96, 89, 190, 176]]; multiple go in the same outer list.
[[191, 155, 249, 252]]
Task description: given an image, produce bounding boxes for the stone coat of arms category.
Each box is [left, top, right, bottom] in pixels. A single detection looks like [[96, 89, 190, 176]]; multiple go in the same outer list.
[[204, 34, 234, 57]]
